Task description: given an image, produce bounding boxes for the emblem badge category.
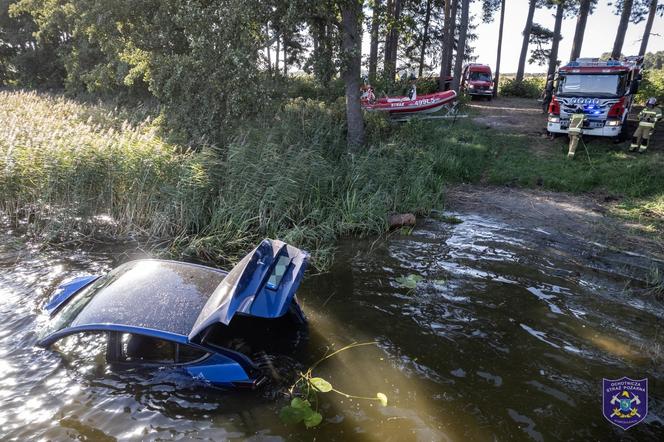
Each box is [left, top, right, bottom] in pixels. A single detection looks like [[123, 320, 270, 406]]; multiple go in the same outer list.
[[602, 377, 648, 430]]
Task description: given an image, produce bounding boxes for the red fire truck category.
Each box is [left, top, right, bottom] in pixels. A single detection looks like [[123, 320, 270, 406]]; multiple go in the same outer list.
[[547, 57, 643, 138], [461, 64, 494, 99]]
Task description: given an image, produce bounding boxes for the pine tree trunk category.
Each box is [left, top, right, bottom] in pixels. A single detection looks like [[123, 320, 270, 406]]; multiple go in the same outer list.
[[639, 0, 658, 56], [275, 35, 280, 72], [438, 0, 458, 90], [266, 25, 272, 74], [369, 0, 381, 82], [451, 0, 469, 92], [341, 0, 365, 149], [384, 0, 394, 78], [493, 0, 505, 96], [570, 0, 590, 61], [418, 0, 432, 77], [611, 0, 633, 59], [515, 0, 536, 82], [547, 1, 564, 78], [283, 34, 288, 76], [385, 0, 402, 81]]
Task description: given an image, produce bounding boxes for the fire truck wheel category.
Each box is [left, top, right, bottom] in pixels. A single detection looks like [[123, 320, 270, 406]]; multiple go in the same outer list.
[[615, 122, 630, 143]]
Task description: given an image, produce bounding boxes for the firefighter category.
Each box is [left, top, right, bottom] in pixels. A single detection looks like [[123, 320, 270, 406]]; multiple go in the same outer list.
[[630, 97, 662, 153], [567, 109, 586, 159]]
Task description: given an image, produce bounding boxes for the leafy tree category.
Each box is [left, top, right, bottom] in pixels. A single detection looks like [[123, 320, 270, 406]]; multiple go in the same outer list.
[[528, 23, 554, 66], [643, 50, 664, 69]]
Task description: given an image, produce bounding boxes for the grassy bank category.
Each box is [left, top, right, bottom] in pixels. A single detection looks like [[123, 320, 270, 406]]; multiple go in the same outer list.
[[0, 90, 455, 268], [1, 90, 662, 269]]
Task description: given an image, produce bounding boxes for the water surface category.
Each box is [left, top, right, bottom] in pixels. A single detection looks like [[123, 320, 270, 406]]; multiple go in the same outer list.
[[0, 212, 662, 440]]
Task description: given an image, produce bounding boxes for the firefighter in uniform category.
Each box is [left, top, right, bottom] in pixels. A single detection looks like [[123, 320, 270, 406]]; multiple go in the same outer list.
[[567, 109, 586, 159], [630, 97, 662, 153]]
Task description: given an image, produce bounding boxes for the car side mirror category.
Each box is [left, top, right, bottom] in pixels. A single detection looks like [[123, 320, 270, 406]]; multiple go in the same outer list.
[[629, 80, 639, 95]]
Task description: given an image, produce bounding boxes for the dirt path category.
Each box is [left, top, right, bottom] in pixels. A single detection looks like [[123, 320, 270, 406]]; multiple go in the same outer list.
[[444, 184, 664, 263], [468, 96, 663, 149], [469, 97, 548, 136]]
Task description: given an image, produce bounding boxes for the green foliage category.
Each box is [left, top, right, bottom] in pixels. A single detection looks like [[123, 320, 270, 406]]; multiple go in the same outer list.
[[499, 77, 545, 98], [636, 68, 664, 105], [395, 274, 424, 289], [643, 51, 664, 70], [281, 342, 388, 429]]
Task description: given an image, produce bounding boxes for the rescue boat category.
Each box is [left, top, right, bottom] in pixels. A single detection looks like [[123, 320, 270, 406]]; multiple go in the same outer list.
[[361, 90, 457, 116]]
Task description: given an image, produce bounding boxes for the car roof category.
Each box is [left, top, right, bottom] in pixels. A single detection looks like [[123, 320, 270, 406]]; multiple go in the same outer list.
[[57, 260, 226, 336]]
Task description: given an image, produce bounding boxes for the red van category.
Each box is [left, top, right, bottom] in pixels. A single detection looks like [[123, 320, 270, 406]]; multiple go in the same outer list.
[[461, 64, 494, 100]]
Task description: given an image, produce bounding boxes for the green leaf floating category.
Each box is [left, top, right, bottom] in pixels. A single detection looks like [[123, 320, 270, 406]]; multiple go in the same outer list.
[[310, 377, 333, 392], [376, 392, 388, 407], [279, 405, 305, 425], [396, 274, 424, 289], [303, 411, 323, 428], [291, 397, 310, 409]]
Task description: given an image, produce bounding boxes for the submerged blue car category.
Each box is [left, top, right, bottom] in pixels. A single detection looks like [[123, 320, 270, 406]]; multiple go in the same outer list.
[[38, 239, 309, 388]]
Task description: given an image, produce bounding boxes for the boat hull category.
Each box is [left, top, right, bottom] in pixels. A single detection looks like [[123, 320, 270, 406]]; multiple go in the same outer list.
[[362, 90, 457, 115]]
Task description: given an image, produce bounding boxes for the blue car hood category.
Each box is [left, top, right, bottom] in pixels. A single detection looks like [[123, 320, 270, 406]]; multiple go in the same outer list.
[[188, 239, 308, 342]]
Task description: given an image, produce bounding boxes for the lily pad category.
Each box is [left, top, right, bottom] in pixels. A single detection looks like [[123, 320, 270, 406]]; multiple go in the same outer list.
[[303, 411, 323, 428], [279, 405, 305, 425], [291, 397, 310, 409], [396, 274, 424, 289], [310, 377, 333, 392]]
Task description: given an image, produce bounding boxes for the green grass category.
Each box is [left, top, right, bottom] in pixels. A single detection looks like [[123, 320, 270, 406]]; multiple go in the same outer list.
[[1, 90, 662, 269]]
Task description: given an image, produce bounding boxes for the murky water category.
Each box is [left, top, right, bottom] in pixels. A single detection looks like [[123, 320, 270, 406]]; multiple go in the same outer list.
[[1, 211, 663, 441]]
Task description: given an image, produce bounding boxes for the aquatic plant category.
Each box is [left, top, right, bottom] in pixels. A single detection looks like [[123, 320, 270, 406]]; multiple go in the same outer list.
[[279, 342, 388, 428], [396, 274, 424, 290]]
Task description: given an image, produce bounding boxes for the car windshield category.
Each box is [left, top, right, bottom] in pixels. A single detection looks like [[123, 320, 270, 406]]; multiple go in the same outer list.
[[557, 74, 624, 97], [40, 265, 133, 338], [470, 72, 491, 82]]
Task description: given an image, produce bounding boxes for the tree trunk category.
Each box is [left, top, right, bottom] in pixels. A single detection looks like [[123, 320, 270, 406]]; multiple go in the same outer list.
[[384, 0, 394, 77], [369, 0, 381, 82], [341, 0, 365, 149], [611, 0, 633, 59], [451, 0, 469, 92], [515, 0, 537, 82], [266, 25, 272, 73], [493, 0, 505, 96], [439, 0, 458, 90], [283, 34, 288, 76], [570, 0, 590, 61], [418, 0, 432, 77], [639, 0, 658, 56], [547, 1, 564, 78], [275, 35, 280, 73], [385, 0, 402, 81]]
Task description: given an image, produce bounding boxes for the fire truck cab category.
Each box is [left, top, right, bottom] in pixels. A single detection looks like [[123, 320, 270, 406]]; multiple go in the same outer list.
[[461, 64, 494, 99], [547, 57, 643, 138]]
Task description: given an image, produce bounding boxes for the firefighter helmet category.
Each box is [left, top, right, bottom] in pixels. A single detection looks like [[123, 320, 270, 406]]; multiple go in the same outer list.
[[646, 97, 657, 108]]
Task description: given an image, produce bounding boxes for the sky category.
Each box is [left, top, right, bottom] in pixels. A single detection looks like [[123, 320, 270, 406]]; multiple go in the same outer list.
[[360, 0, 664, 75], [468, 0, 664, 73]]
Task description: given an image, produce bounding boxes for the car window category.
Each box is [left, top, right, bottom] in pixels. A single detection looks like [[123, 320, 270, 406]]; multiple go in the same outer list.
[[120, 333, 176, 363], [177, 344, 208, 363]]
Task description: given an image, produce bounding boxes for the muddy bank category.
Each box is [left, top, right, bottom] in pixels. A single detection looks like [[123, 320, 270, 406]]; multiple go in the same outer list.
[[444, 184, 664, 278]]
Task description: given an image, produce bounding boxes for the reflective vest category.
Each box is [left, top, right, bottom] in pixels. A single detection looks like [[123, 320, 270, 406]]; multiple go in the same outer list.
[[638, 107, 662, 128], [569, 113, 585, 134]]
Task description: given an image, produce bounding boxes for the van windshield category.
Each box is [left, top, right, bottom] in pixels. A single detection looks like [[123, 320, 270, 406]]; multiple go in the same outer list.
[[469, 72, 492, 82], [557, 74, 625, 97]]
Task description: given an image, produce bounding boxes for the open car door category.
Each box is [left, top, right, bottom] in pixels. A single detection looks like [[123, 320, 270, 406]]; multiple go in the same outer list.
[[188, 239, 309, 343]]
